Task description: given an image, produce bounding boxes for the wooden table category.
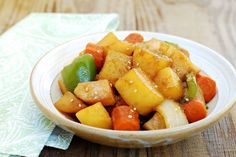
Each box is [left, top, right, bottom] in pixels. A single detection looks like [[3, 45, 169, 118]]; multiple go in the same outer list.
[[1, 0, 236, 156]]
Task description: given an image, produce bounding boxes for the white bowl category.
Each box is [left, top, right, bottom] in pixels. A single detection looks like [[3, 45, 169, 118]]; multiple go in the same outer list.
[[30, 31, 236, 148]]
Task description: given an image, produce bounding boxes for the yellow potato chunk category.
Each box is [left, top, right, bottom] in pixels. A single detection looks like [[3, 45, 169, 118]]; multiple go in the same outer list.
[[115, 68, 164, 116], [98, 50, 132, 84], [54, 92, 86, 113], [76, 102, 112, 129], [133, 47, 172, 78], [170, 50, 200, 80], [154, 67, 183, 100], [107, 40, 135, 56], [58, 80, 67, 95], [143, 112, 166, 130], [97, 32, 119, 47], [74, 79, 115, 106]]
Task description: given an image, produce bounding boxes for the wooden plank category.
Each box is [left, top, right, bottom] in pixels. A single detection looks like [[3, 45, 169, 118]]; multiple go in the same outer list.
[[0, 0, 236, 156]]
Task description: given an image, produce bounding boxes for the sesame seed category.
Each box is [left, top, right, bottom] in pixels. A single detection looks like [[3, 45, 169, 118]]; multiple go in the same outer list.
[[136, 63, 140, 66], [133, 107, 137, 111], [78, 104, 82, 107], [109, 83, 113, 87], [94, 91, 98, 95], [134, 89, 137, 93], [129, 80, 133, 84], [154, 85, 158, 88], [85, 87, 89, 92], [128, 115, 133, 118], [70, 99, 74, 102]]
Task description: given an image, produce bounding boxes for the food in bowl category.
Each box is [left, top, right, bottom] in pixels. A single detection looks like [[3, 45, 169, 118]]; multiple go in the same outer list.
[[54, 32, 217, 131]]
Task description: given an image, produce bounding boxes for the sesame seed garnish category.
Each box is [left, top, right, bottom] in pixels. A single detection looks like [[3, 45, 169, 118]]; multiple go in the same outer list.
[[70, 99, 74, 102], [128, 115, 133, 118], [85, 87, 89, 92], [134, 89, 137, 93]]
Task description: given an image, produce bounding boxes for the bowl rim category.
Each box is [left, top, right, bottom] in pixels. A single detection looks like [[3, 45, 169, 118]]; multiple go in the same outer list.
[[30, 31, 236, 137]]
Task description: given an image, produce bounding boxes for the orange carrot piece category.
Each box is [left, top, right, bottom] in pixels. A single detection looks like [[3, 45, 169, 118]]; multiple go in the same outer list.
[[124, 33, 144, 43], [85, 43, 105, 70], [183, 100, 207, 123], [196, 74, 216, 102], [112, 106, 140, 130]]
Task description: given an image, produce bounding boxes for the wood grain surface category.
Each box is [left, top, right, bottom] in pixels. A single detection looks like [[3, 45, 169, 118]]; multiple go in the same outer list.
[[1, 0, 236, 156]]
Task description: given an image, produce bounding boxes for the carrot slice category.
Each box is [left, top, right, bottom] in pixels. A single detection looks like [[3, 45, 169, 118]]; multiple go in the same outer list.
[[196, 74, 216, 102], [183, 100, 207, 123], [112, 106, 140, 130], [85, 43, 105, 70], [124, 33, 144, 43]]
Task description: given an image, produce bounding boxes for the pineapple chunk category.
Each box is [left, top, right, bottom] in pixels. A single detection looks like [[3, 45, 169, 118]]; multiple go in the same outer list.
[[74, 80, 115, 106], [143, 112, 166, 130], [76, 102, 112, 129], [54, 92, 86, 113], [133, 47, 172, 78], [107, 40, 135, 56], [154, 67, 183, 100], [98, 50, 132, 84], [157, 99, 188, 128], [115, 68, 164, 116]]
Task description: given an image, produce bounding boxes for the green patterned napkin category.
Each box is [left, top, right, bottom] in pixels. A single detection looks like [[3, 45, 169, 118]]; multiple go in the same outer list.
[[0, 13, 119, 157]]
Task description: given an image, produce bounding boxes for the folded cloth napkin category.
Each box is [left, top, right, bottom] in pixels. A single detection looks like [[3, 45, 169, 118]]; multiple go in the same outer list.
[[0, 13, 119, 157]]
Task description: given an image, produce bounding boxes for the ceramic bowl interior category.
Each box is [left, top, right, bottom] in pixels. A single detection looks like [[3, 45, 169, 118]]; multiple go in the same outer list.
[[30, 31, 236, 148]]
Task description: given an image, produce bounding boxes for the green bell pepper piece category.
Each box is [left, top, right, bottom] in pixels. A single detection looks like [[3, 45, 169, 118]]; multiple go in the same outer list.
[[186, 73, 198, 100], [61, 54, 96, 92]]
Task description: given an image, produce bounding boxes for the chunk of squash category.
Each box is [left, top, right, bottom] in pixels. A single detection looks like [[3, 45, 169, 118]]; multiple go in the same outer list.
[[154, 67, 183, 100], [157, 99, 188, 128], [115, 68, 164, 116], [143, 112, 166, 130], [74, 79, 115, 106], [76, 102, 112, 129], [54, 92, 86, 113], [98, 50, 132, 84], [133, 47, 172, 78]]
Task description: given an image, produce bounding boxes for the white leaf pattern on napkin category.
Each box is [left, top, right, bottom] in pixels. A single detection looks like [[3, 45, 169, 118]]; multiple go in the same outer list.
[[0, 13, 119, 157]]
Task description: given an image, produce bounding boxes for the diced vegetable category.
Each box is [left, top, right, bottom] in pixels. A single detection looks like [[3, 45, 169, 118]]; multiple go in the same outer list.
[[97, 32, 119, 47], [154, 67, 183, 100], [124, 33, 144, 43], [183, 100, 207, 123], [74, 79, 115, 106], [133, 47, 172, 78], [55, 92, 86, 113], [196, 74, 216, 102], [112, 106, 140, 130], [85, 43, 105, 70], [115, 68, 164, 116], [186, 73, 198, 100], [107, 40, 135, 56], [58, 80, 67, 94], [76, 102, 112, 129], [61, 54, 96, 92], [98, 50, 132, 84], [143, 112, 166, 130], [157, 99, 188, 128], [170, 50, 200, 80]]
